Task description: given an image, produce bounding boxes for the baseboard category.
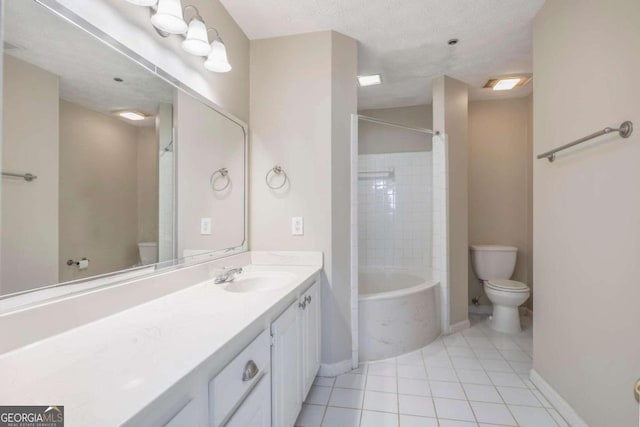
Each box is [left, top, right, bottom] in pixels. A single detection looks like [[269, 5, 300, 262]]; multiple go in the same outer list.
[[530, 369, 589, 427], [448, 319, 471, 334], [318, 359, 352, 377]]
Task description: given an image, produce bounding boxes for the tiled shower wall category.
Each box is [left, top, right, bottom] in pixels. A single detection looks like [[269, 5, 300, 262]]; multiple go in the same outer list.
[[358, 152, 432, 271]]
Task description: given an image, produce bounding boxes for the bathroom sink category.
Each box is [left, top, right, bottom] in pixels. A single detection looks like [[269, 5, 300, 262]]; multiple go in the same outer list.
[[223, 271, 295, 293]]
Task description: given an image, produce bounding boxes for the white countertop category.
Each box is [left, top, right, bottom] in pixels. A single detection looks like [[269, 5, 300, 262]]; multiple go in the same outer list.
[[0, 263, 321, 426]]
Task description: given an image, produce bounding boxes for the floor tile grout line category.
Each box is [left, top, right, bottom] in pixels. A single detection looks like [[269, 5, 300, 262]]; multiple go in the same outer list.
[[466, 318, 535, 427], [445, 334, 480, 425]]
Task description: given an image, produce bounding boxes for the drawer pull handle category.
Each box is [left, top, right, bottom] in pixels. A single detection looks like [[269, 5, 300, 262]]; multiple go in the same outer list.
[[242, 360, 259, 381]]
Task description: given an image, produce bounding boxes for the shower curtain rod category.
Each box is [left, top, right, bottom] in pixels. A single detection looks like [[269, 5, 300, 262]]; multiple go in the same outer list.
[[357, 115, 439, 135]]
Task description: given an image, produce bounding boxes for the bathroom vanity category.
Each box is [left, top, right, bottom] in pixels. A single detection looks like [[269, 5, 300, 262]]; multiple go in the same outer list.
[[0, 253, 322, 426]]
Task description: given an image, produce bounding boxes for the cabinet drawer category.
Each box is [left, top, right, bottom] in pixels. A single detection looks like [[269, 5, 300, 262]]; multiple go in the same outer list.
[[209, 329, 271, 426]]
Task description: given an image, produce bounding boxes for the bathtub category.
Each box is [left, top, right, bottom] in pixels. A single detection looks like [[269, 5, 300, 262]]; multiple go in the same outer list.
[[358, 268, 441, 362]]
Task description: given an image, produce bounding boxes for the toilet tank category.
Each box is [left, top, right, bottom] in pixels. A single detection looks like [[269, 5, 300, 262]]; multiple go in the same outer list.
[[470, 245, 517, 280]]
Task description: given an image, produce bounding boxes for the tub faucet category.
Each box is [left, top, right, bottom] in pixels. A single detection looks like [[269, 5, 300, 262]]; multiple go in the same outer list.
[[214, 267, 243, 284]]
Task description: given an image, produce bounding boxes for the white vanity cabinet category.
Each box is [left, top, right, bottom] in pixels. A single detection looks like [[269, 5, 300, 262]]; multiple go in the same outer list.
[[271, 300, 302, 427], [271, 280, 322, 427], [127, 276, 322, 427], [210, 329, 272, 426], [301, 282, 321, 396]]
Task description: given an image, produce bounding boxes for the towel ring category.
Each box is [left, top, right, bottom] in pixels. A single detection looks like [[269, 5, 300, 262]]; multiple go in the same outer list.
[[265, 165, 288, 190], [210, 168, 231, 191]]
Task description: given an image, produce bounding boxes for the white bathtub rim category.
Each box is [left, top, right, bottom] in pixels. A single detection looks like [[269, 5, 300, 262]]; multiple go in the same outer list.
[[359, 279, 440, 302]]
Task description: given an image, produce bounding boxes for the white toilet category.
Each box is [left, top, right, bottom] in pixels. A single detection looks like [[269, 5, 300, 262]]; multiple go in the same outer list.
[[470, 245, 530, 334], [138, 242, 158, 266]]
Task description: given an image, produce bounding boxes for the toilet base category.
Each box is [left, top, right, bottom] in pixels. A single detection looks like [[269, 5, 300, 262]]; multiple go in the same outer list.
[[490, 305, 522, 334]]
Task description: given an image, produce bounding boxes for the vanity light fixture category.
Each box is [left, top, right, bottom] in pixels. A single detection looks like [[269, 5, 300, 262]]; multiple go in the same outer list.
[[114, 110, 148, 121], [357, 74, 382, 87], [181, 9, 211, 56], [204, 29, 232, 73], [123, 0, 232, 72], [150, 0, 188, 34], [484, 75, 532, 91]]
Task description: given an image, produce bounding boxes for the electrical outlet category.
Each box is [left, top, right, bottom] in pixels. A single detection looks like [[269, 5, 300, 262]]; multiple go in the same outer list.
[[292, 217, 304, 236], [200, 217, 212, 235]]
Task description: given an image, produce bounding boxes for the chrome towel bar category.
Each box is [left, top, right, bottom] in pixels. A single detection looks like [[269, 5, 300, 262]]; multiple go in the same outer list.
[[537, 121, 633, 162], [2, 172, 37, 182]]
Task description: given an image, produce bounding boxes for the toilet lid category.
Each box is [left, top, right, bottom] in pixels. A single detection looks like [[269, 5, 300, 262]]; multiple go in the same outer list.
[[486, 279, 529, 292]]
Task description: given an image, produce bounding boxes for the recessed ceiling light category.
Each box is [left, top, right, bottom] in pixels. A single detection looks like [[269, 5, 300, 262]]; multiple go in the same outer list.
[[114, 110, 148, 121], [484, 75, 532, 91], [357, 74, 382, 87]]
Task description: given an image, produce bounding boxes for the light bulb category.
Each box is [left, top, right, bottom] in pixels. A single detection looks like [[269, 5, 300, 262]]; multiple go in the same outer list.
[[150, 0, 187, 35], [181, 17, 211, 56], [204, 39, 232, 73]]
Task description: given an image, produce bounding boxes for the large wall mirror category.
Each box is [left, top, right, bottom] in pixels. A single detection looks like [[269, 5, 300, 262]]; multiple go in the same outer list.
[[0, 0, 247, 308]]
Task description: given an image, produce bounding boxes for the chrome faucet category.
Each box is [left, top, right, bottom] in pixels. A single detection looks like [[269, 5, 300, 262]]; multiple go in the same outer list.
[[214, 267, 243, 284]]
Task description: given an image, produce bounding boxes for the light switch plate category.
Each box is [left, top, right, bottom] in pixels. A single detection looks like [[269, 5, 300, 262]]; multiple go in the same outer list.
[[200, 217, 212, 235], [292, 217, 304, 236]]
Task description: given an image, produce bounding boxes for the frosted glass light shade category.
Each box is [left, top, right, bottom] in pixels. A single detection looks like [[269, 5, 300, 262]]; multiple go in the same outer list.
[[204, 39, 232, 73], [125, 0, 158, 6], [181, 18, 211, 56], [151, 0, 187, 34]]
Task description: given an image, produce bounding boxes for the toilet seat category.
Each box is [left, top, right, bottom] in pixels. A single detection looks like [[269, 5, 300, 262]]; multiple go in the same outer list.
[[485, 279, 529, 293]]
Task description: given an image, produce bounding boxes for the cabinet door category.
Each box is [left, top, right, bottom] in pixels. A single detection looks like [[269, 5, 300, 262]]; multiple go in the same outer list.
[[271, 301, 301, 427], [225, 373, 271, 427], [301, 281, 322, 398], [163, 400, 200, 427]]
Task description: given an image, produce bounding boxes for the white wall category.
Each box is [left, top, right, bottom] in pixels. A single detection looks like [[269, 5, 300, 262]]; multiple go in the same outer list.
[[433, 75, 469, 327], [358, 105, 433, 154], [250, 31, 357, 366], [468, 97, 533, 307], [358, 152, 432, 271], [59, 100, 141, 283], [1, 55, 59, 294], [533, 1, 640, 425]]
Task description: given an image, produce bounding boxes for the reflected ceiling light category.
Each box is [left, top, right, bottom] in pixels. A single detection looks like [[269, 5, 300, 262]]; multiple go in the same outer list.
[[204, 30, 232, 73], [125, 0, 158, 6], [357, 74, 382, 87], [114, 110, 148, 121], [123, 1, 231, 73], [151, 0, 188, 35], [181, 10, 211, 56], [484, 75, 532, 91]]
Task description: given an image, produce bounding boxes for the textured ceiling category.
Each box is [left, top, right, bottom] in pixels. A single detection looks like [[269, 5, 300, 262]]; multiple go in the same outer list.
[[220, 0, 545, 109], [4, 1, 174, 126]]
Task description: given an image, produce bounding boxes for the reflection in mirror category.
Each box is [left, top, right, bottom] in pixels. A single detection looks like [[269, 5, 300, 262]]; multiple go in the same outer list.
[[176, 91, 246, 258], [1, 0, 176, 296], [0, 1, 174, 294], [0, 1, 247, 305]]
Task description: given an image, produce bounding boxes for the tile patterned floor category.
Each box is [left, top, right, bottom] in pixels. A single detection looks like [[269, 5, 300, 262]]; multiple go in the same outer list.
[[296, 315, 569, 427]]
